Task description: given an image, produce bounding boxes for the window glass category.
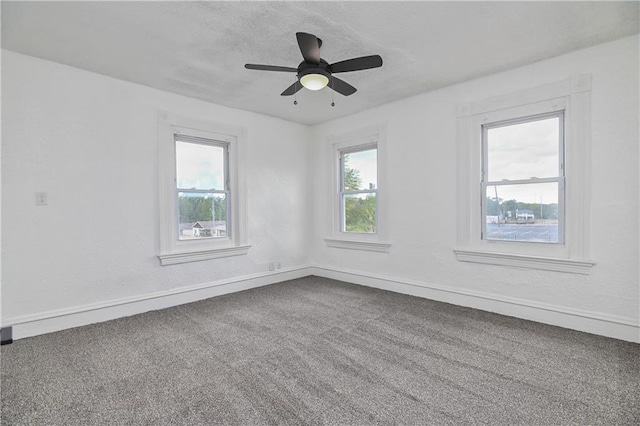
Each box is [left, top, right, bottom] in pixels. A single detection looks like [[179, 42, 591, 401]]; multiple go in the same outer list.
[[176, 140, 225, 190], [175, 138, 229, 241], [486, 116, 559, 181], [178, 192, 227, 240], [485, 182, 559, 243], [340, 146, 377, 234], [344, 193, 377, 233], [342, 149, 377, 191], [483, 113, 563, 244]]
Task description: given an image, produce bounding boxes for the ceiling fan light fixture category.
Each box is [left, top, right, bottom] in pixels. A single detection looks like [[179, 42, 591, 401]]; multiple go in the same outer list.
[[300, 73, 329, 90], [245, 32, 382, 97]]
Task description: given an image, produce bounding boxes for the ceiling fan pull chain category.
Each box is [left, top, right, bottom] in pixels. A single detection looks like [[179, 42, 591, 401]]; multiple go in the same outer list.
[[331, 79, 335, 107], [294, 77, 298, 105]]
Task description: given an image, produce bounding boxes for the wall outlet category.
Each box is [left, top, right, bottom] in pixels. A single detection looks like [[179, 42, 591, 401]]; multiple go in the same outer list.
[[35, 192, 48, 206], [269, 262, 282, 271]]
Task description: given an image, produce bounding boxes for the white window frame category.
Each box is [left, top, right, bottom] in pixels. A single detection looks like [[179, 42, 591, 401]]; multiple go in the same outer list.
[[324, 124, 391, 253], [339, 143, 378, 233], [158, 111, 249, 265], [455, 75, 595, 274], [481, 111, 565, 245], [174, 134, 230, 241]]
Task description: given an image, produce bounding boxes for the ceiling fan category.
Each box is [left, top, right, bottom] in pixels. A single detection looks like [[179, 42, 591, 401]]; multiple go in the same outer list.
[[245, 32, 383, 98]]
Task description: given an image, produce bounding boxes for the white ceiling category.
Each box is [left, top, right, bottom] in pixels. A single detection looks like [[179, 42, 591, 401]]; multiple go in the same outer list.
[[2, 1, 638, 125]]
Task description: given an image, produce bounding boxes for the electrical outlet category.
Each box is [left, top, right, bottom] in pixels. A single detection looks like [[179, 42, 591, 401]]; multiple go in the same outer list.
[[35, 192, 48, 206], [269, 262, 282, 271]]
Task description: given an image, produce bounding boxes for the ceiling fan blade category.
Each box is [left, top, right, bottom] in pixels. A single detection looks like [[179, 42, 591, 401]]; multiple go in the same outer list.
[[329, 55, 383, 73], [245, 64, 298, 72], [296, 32, 320, 64], [280, 81, 304, 96], [328, 76, 357, 96]]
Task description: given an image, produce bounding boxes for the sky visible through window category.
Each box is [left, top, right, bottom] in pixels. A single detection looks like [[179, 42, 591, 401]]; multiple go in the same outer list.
[[345, 148, 377, 190], [485, 115, 561, 243], [487, 116, 560, 203], [176, 141, 225, 190]]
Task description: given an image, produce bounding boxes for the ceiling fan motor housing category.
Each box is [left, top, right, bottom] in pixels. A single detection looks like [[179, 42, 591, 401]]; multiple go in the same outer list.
[[297, 59, 331, 80]]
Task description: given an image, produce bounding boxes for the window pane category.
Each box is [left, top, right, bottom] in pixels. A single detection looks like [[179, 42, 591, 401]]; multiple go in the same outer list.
[[343, 193, 376, 233], [178, 192, 227, 240], [342, 148, 377, 191], [487, 116, 560, 181], [176, 141, 225, 190], [485, 182, 559, 243]]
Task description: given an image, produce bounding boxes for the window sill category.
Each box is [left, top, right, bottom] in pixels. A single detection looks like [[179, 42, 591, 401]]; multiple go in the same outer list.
[[159, 244, 251, 266], [324, 238, 391, 253], [454, 249, 595, 274]]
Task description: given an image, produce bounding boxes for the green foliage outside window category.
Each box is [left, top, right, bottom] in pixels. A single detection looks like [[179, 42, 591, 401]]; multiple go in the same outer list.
[[179, 195, 227, 223], [343, 161, 376, 233], [345, 195, 377, 233]]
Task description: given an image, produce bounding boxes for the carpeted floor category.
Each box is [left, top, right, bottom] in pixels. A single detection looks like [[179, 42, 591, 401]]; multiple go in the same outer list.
[[1, 276, 639, 425]]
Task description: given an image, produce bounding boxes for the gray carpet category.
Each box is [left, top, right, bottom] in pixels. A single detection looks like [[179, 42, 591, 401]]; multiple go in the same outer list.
[[1, 276, 639, 425]]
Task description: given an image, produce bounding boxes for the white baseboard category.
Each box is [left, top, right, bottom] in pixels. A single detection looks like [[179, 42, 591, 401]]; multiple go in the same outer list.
[[5, 264, 638, 344], [312, 265, 640, 343], [4, 265, 313, 340]]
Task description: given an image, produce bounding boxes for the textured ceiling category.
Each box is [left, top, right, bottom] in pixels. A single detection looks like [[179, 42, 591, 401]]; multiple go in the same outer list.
[[2, 1, 638, 125]]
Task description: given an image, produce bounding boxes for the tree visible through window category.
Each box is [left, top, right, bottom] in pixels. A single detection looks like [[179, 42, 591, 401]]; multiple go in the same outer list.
[[340, 147, 377, 233], [482, 112, 564, 243]]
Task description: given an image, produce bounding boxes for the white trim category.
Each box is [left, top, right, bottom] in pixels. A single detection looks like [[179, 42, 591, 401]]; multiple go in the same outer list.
[[453, 249, 595, 274], [328, 123, 389, 242], [4, 265, 636, 343], [311, 265, 639, 343], [158, 244, 251, 266], [324, 238, 391, 253], [158, 111, 249, 265], [456, 75, 591, 117], [456, 75, 593, 268], [2, 266, 312, 340]]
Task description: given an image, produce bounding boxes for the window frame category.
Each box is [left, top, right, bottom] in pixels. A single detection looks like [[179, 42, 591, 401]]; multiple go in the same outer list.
[[455, 75, 595, 274], [481, 111, 566, 245], [174, 134, 231, 241], [324, 124, 391, 253], [158, 112, 249, 265], [339, 143, 379, 234]]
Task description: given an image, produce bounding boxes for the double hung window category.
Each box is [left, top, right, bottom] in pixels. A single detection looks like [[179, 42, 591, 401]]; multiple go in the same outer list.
[[325, 124, 390, 253], [482, 112, 564, 244], [339, 145, 378, 234], [455, 75, 595, 273], [158, 112, 248, 265], [175, 135, 230, 240]]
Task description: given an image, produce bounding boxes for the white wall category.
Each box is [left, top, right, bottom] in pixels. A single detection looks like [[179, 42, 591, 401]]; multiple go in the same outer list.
[[1, 50, 311, 334], [310, 35, 639, 341], [2, 36, 638, 342]]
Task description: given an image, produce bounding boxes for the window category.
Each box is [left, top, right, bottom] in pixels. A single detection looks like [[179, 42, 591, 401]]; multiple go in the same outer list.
[[175, 136, 229, 241], [324, 124, 390, 253], [455, 75, 595, 274], [158, 112, 249, 265], [340, 145, 378, 234], [482, 112, 564, 244]]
